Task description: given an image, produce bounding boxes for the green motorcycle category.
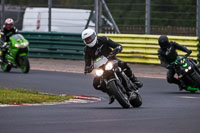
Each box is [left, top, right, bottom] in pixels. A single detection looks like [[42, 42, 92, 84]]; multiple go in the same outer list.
[[1, 34, 30, 73], [171, 55, 200, 93]]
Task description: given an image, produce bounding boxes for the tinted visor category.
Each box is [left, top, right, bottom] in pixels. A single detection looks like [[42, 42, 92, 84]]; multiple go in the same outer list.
[[5, 24, 12, 30], [84, 33, 96, 44], [159, 41, 169, 49]]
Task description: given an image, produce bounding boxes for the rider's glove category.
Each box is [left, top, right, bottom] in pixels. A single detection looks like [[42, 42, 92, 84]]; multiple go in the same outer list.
[[188, 50, 192, 56], [185, 50, 192, 57], [107, 46, 122, 59], [166, 64, 172, 69], [84, 65, 93, 74], [107, 51, 116, 59]]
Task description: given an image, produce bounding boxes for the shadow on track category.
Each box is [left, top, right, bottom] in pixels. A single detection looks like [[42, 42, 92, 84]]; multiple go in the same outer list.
[[162, 91, 200, 95], [71, 105, 145, 110]]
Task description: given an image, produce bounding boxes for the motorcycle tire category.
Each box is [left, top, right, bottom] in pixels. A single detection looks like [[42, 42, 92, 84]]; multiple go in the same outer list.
[[1, 63, 11, 72], [19, 56, 30, 73], [190, 70, 200, 88], [107, 80, 130, 108], [129, 92, 142, 108]]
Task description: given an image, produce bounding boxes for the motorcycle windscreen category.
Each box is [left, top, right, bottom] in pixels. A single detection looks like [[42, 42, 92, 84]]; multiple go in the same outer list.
[[94, 56, 108, 69], [11, 34, 25, 41]]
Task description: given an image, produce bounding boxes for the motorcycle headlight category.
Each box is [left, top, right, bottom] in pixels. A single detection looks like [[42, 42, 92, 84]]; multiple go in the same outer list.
[[185, 69, 189, 72], [23, 42, 29, 47], [105, 62, 113, 70], [95, 69, 104, 77], [180, 60, 183, 64], [15, 44, 21, 48]]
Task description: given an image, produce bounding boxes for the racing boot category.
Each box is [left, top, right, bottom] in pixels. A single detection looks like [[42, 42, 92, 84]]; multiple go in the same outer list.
[[107, 91, 115, 104], [178, 82, 187, 91], [0, 55, 5, 63], [130, 76, 143, 89], [123, 67, 143, 89], [108, 95, 115, 104]]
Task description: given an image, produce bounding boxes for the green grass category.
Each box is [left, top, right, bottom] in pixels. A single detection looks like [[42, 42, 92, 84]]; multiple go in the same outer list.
[[0, 88, 74, 104]]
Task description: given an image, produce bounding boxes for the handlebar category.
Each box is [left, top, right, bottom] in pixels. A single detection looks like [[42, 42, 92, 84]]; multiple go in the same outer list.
[[184, 53, 190, 58], [184, 50, 192, 58]]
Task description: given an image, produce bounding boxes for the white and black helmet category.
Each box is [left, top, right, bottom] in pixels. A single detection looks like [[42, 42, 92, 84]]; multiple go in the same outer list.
[[4, 18, 14, 30], [81, 28, 97, 47]]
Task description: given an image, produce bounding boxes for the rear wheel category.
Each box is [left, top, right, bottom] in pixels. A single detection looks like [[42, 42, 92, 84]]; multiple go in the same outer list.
[[107, 80, 130, 108], [190, 90, 197, 93], [19, 56, 30, 73], [129, 92, 142, 108]]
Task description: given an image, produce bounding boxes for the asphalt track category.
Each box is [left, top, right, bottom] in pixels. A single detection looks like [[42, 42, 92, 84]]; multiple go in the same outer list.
[[0, 69, 200, 133]]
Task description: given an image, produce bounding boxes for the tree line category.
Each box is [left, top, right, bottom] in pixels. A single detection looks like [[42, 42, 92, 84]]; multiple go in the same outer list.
[[4, 0, 197, 27]]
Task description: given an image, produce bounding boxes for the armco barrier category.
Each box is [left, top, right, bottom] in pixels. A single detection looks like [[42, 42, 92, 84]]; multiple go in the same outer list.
[[20, 31, 85, 60], [98, 34, 199, 64], [15, 32, 199, 64]]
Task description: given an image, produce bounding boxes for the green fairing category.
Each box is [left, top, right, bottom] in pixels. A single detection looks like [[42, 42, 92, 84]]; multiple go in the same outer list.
[[1, 34, 30, 73], [19, 53, 27, 56], [96, 57, 102, 62], [183, 63, 188, 67], [187, 86, 199, 91], [6, 34, 28, 62]]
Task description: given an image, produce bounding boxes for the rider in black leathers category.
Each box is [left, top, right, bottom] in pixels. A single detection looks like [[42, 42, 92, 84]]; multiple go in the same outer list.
[[158, 35, 192, 89], [82, 28, 143, 104], [1, 18, 18, 63]]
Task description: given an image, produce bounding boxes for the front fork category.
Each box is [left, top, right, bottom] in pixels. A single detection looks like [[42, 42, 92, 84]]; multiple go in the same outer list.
[[102, 71, 126, 94], [113, 71, 139, 100], [110, 71, 134, 96]]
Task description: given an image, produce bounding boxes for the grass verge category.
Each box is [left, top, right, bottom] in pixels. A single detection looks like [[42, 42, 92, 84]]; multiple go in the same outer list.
[[0, 88, 74, 104]]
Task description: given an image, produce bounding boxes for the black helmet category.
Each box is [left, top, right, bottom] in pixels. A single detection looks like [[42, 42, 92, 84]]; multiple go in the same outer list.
[[158, 35, 170, 49]]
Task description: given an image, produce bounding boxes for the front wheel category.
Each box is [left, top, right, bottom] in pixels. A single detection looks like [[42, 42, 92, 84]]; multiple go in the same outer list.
[[190, 70, 200, 88], [1, 63, 12, 72], [19, 56, 30, 73], [107, 80, 130, 108]]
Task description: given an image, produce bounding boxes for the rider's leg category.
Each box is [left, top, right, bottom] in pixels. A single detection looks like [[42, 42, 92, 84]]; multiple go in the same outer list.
[[118, 60, 143, 88], [167, 68, 186, 90], [0, 48, 6, 62], [0, 43, 8, 63]]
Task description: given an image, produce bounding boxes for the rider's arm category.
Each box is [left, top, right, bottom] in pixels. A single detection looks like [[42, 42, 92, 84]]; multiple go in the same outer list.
[[84, 47, 93, 73], [13, 27, 18, 34], [158, 49, 170, 69], [173, 41, 192, 55], [102, 36, 122, 55], [1, 28, 6, 42]]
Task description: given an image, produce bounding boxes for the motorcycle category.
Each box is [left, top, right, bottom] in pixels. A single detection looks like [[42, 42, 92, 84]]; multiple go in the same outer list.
[[171, 54, 200, 93], [91, 55, 142, 108], [0, 34, 30, 73]]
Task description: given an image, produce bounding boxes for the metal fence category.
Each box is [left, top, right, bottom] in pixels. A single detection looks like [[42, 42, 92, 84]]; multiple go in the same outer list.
[[0, 0, 198, 36], [20, 31, 85, 60]]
